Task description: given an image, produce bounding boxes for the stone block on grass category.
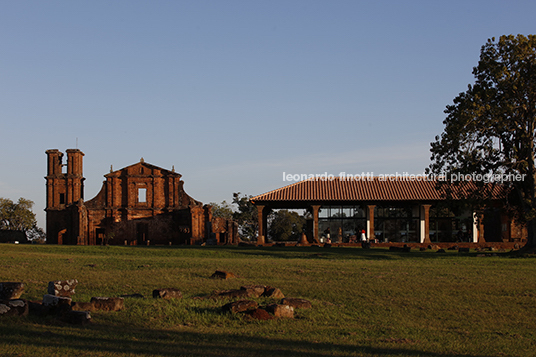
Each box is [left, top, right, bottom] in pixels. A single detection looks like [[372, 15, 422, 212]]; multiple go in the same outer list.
[[243, 308, 274, 320], [71, 301, 96, 312], [222, 300, 258, 313], [47, 279, 78, 297], [42, 294, 73, 315], [262, 287, 285, 299], [210, 270, 236, 279], [0, 282, 25, 300], [28, 300, 45, 316], [152, 288, 182, 299], [0, 299, 29, 317], [43, 294, 72, 307], [265, 304, 294, 318], [240, 285, 266, 298], [90, 297, 124, 312]]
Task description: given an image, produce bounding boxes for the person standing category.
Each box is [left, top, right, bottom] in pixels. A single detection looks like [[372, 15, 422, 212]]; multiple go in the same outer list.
[[360, 229, 370, 249]]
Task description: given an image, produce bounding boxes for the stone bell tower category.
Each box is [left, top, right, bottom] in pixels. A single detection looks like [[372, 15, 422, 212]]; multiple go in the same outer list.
[[45, 149, 86, 244], [45, 149, 85, 209]]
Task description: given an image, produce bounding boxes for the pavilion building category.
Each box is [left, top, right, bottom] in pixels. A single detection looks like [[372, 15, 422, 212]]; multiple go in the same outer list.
[[250, 177, 524, 244]]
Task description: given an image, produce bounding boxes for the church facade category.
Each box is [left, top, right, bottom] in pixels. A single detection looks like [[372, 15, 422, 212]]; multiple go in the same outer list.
[[45, 149, 237, 245]]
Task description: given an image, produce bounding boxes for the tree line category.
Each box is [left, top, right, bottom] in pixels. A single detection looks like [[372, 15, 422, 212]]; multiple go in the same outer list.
[[0, 197, 45, 242], [210, 193, 305, 242]]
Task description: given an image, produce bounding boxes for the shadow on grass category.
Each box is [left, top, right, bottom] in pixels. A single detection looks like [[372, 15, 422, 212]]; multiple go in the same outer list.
[[0, 322, 483, 357], [194, 245, 510, 261], [8, 243, 514, 263]]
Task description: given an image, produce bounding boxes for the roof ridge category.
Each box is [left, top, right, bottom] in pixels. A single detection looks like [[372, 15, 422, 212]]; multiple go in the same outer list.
[[105, 160, 181, 177], [250, 177, 506, 203], [251, 178, 314, 201]]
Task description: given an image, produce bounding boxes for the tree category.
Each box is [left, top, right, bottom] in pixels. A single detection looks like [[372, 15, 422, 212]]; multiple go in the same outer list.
[[209, 200, 234, 220], [26, 224, 46, 243], [232, 192, 260, 241], [268, 210, 306, 241], [428, 34, 536, 248], [0, 197, 44, 240], [209, 194, 261, 241]]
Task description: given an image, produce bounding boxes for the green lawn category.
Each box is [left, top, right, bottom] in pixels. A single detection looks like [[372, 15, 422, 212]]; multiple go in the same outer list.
[[1, 244, 535, 357]]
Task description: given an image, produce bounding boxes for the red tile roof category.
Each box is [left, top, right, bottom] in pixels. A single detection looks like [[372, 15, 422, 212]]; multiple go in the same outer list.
[[250, 177, 505, 204]]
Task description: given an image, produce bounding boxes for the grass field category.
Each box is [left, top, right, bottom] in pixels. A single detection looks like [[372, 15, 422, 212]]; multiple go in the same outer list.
[[1, 244, 536, 357]]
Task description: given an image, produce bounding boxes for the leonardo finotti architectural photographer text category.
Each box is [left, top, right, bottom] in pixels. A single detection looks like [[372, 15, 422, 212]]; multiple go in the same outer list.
[[282, 171, 526, 183]]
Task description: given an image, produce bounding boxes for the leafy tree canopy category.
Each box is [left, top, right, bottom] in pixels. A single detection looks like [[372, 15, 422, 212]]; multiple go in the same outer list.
[[209, 200, 234, 220], [268, 210, 305, 241], [209, 193, 260, 241], [0, 197, 36, 231], [0, 197, 45, 241], [232, 193, 260, 241], [212, 195, 307, 242], [428, 34, 536, 246]]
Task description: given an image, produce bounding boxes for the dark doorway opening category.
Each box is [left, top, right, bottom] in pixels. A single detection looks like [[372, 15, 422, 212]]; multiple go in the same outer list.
[[137, 223, 149, 245], [96, 228, 105, 245]]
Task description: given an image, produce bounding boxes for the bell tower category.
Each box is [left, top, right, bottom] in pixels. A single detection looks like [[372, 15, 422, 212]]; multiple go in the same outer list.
[[65, 149, 85, 203], [45, 149, 86, 244], [45, 149, 85, 209]]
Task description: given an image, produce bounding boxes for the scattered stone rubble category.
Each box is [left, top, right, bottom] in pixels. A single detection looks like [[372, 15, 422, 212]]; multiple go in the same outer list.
[[0, 299, 28, 317], [243, 307, 273, 320], [222, 299, 258, 313], [210, 270, 237, 279], [0, 270, 312, 323], [206, 280, 312, 320], [0, 279, 124, 325], [153, 288, 182, 299], [220, 295, 313, 320], [90, 297, 125, 312], [0, 282, 30, 318], [207, 284, 285, 300]]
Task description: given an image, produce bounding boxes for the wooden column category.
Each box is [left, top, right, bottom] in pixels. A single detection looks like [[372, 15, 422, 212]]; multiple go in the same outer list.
[[473, 211, 483, 243], [367, 205, 375, 241], [420, 204, 431, 243], [311, 205, 321, 243], [257, 205, 267, 245]]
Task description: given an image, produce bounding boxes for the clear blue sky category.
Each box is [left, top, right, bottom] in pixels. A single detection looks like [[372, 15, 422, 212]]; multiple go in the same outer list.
[[1, 0, 534, 229]]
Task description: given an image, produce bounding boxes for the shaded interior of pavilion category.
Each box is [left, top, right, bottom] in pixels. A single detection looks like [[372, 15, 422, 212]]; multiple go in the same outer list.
[[254, 202, 485, 244]]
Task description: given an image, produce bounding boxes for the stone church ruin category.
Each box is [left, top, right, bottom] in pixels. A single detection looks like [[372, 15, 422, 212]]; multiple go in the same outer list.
[[45, 149, 237, 245]]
